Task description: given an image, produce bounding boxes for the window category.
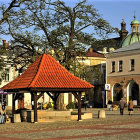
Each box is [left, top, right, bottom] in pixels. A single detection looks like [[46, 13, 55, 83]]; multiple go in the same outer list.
[[4, 69, 9, 81], [111, 61, 115, 72], [130, 59, 135, 71], [133, 26, 136, 32], [0, 94, 7, 106], [119, 60, 123, 72]]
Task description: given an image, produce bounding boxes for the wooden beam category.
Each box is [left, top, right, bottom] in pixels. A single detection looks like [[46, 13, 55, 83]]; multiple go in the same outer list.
[[55, 93, 60, 99], [47, 92, 60, 110], [14, 93, 22, 100], [37, 92, 44, 101], [72, 92, 78, 100], [47, 92, 54, 100], [78, 92, 82, 121], [30, 88, 91, 92], [12, 93, 15, 123], [34, 92, 37, 123]]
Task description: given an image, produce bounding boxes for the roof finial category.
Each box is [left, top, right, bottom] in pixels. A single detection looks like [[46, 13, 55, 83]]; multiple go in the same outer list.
[[134, 11, 136, 19], [121, 16, 125, 25], [122, 14, 125, 22]]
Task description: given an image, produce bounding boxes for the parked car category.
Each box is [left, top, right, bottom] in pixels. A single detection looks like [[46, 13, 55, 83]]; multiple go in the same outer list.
[[87, 101, 94, 108]]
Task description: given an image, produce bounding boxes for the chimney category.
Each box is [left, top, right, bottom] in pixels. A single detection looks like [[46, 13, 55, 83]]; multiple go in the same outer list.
[[89, 48, 93, 53], [2, 40, 9, 49], [3, 40, 6, 45]]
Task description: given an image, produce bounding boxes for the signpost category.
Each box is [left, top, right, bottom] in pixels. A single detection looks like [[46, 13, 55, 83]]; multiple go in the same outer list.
[[105, 84, 110, 90]]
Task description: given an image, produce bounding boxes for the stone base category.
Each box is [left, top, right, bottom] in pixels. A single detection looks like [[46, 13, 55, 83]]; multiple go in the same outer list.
[[25, 110, 93, 123], [98, 110, 106, 118], [71, 113, 93, 120], [14, 114, 21, 123], [27, 110, 71, 122]]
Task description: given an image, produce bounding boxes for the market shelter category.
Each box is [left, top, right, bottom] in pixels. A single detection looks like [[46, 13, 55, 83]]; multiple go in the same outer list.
[[2, 54, 93, 122]]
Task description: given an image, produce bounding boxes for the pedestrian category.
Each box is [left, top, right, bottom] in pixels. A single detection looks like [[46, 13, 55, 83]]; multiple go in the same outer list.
[[108, 100, 113, 111], [128, 99, 133, 115], [84, 101, 88, 111], [119, 98, 126, 115], [0, 105, 6, 124]]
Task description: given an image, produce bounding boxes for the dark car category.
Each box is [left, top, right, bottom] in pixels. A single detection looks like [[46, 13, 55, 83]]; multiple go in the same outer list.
[[87, 101, 94, 108]]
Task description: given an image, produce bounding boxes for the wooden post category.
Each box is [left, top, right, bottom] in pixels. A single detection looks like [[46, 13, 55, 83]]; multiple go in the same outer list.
[[12, 93, 15, 123], [30, 92, 34, 110], [78, 92, 82, 121], [53, 98, 57, 110], [53, 93, 60, 110], [34, 92, 37, 123]]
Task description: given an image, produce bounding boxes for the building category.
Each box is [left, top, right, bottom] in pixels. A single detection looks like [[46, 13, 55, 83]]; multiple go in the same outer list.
[[0, 40, 19, 107], [91, 18, 129, 53], [106, 16, 140, 106], [77, 48, 106, 106]]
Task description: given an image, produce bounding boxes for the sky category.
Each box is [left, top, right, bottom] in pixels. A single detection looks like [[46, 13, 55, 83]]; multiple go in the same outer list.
[[65, 0, 140, 38], [0, 0, 140, 41]]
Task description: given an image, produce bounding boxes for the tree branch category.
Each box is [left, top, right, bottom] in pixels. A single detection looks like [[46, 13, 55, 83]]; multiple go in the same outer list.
[[0, 0, 31, 24], [75, 23, 92, 34]]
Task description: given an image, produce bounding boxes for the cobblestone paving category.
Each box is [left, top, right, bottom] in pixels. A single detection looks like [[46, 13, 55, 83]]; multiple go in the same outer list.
[[0, 108, 140, 140]]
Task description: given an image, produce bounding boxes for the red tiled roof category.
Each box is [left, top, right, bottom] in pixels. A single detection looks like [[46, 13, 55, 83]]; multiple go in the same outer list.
[[2, 54, 93, 91], [85, 50, 105, 58]]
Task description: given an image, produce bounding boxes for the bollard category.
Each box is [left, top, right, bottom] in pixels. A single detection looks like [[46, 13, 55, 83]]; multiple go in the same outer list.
[[98, 110, 106, 118]]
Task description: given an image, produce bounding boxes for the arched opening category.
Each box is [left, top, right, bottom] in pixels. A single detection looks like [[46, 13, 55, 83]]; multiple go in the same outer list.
[[128, 81, 139, 105], [113, 83, 123, 103]]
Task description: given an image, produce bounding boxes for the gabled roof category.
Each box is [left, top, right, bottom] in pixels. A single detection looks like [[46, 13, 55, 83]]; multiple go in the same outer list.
[[85, 48, 105, 58], [2, 54, 93, 92], [85, 51, 105, 58]]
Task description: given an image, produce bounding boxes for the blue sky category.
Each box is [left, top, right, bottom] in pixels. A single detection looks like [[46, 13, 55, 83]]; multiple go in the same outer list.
[[64, 0, 140, 38], [0, 0, 140, 41]]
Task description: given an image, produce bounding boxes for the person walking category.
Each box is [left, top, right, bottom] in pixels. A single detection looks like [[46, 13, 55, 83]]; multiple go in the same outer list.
[[119, 98, 126, 115], [0, 105, 6, 124], [84, 101, 88, 111], [128, 99, 133, 115]]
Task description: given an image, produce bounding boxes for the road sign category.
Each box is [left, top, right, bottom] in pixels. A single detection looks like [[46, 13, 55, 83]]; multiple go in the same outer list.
[[105, 84, 110, 90]]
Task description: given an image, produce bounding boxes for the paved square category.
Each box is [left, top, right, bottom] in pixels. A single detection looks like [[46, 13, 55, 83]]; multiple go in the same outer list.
[[0, 108, 140, 140]]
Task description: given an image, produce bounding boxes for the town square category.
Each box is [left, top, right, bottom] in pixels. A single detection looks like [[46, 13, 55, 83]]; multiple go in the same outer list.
[[0, 0, 140, 139]]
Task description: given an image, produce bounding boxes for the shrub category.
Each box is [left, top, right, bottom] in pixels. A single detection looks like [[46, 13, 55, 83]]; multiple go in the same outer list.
[[43, 103, 47, 109], [66, 102, 75, 109], [47, 102, 53, 109]]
